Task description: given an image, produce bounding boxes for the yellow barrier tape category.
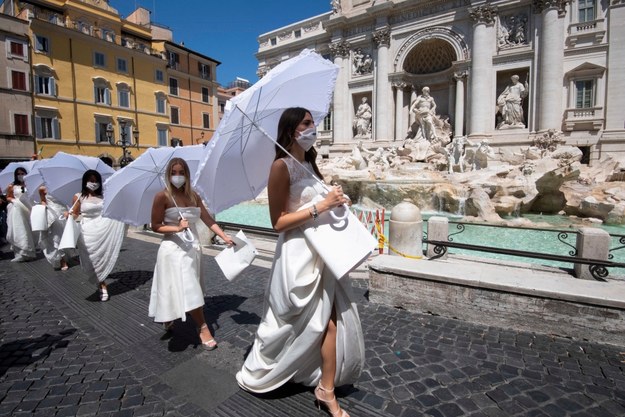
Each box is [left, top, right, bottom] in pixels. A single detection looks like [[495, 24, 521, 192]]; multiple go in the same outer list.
[[374, 220, 423, 260]]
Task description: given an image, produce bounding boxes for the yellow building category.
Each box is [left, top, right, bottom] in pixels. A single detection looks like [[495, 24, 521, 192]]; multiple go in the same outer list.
[[2, 0, 218, 167]]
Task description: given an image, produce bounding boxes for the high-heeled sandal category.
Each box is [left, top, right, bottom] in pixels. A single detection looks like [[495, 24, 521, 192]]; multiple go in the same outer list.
[[198, 324, 218, 351], [99, 288, 109, 302], [314, 382, 349, 417], [163, 321, 174, 332]]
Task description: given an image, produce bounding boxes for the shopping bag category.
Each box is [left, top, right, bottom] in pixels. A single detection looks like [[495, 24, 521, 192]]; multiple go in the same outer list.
[[301, 202, 377, 279], [215, 230, 258, 281], [58, 216, 81, 250], [30, 204, 48, 231]]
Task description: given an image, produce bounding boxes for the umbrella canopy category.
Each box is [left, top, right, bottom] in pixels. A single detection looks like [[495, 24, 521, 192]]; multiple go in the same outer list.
[[193, 49, 338, 214], [102, 145, 206, 226], [0, 160, 38, 192], [38, 152, 115, 206], [24, 159, 51, 201]]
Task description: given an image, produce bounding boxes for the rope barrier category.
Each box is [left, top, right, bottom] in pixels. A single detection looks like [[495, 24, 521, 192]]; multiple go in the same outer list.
[[374, 219, 423, 260]]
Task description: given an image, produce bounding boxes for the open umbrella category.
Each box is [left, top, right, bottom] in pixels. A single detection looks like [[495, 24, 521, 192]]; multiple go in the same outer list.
[[0, 160, 38, 192], [38, 152, 115, 206], [24, 159, 51, 201], [192, 48, 339, 214], [102, 145, 206, 226]]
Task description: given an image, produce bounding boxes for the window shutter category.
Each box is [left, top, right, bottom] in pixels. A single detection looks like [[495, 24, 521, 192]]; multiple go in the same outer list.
[[50, 78, 56, 96], [52, 118, 59, 139], [106, 88, 111, 105], [35, 116, 42, 139]]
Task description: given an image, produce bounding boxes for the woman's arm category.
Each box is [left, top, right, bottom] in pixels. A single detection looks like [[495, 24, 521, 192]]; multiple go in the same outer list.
[[196, 193, 233, 245], [39, 186, 47, 205], [268, 159, 345, 233], [6, 184, 15, 202]]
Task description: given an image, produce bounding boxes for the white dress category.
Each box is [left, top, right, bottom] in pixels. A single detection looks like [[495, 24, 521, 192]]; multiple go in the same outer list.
[[76, 195, 126, 284], [236, 157, 365, 393], [6, 185, 36, 259], [148, 207, 205, 323], [37, 195, 68, 269]]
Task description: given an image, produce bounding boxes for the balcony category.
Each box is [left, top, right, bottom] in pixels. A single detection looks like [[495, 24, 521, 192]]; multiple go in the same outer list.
[[567, 18, 606, 47], [564, 107, 604, 131]]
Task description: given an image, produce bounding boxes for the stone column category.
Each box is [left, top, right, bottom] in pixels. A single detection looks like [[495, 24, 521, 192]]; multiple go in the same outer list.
[[604, 0, 625, 132], [393, 82, 407, 141], [373, 26, 391, 141], [575, 228, 610, 280], [468, 4, 497, 137], [533, 0, 567, 131], [453, 72, 467, 138], [329, 40, 351, 143]]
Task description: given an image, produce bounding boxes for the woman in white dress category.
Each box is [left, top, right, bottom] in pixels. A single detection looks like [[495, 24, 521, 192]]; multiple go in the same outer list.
[[37, 186, 70, 270], [68, 170, 126, 301], [236, 108, 364, 417], [6, 167, 36, 262], [149, 157, 234, 350]]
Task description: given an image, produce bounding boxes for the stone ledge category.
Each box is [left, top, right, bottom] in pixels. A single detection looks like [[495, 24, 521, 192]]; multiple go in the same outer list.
[[368, 254, 625, 346]]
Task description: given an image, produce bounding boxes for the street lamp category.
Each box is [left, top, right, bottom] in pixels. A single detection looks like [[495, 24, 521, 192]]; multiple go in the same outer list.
[[106, 120, 139, 167]]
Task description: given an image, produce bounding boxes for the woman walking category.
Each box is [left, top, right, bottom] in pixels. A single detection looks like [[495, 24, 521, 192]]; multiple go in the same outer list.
[[6, 167, 36, 262]]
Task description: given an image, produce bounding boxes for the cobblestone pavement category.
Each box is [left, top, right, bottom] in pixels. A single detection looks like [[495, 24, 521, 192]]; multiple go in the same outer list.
[[1, 229, 625, 416]]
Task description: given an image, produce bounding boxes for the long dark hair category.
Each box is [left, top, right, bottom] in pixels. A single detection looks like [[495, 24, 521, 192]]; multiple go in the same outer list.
[[13, 167, 27, 193], [274, 107, 323, 180], [81, 169, 103, 197]]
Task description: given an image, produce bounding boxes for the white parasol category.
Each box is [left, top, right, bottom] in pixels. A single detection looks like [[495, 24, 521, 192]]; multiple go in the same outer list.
[[102, 145, 206, 226], [0, 160, 38, 192], [192, 48, 339, 214], [38, 152, 115, 206]]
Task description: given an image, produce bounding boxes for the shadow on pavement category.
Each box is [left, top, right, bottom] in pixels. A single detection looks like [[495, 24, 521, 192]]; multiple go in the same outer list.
[[0, 329, 76, 377]]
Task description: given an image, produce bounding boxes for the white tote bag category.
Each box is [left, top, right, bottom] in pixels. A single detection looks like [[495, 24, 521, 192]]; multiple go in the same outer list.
[[58, 216, 81, 250], [215, 230, 258, 281], [301, 203, 377, 279], [30, 204, 49, 232]]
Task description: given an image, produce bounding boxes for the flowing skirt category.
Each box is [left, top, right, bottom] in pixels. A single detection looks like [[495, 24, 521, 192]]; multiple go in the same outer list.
[[6, 199, 36, 259], [236, 228, 365, 393], [37, 201, 68, 269], [148, 233, 205, 323], [77, 215, 126, 284]]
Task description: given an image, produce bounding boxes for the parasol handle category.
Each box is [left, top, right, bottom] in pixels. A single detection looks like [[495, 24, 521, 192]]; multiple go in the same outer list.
[[329, 203, 350, 221], [170, 194, 196, 243]]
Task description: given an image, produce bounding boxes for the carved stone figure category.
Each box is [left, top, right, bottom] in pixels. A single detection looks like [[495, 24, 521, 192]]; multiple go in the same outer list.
[[353, 97, 372, 138], [466, 139, 494, 171], [331, 0, 341, 14], [498, 14, 528, 49], [446, 136, 467, 174], [408, 87, 437, 142], [352, 48, 373, 75], [497, 75, 529, 129]]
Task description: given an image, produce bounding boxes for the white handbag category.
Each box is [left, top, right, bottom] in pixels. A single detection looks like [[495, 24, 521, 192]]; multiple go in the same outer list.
[[58, 216, 81, 250], [215, 230, 258, 281], [30, 204, 49, 232], [301, 201, 377, 279]]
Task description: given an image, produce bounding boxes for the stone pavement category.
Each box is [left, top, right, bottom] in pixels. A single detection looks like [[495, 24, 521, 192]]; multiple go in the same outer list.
[[1, 228, 625, 417]]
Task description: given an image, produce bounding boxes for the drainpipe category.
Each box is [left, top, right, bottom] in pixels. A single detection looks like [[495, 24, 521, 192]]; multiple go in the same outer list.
[[27, 28, 37, 156], [69, 38, 80, 146]]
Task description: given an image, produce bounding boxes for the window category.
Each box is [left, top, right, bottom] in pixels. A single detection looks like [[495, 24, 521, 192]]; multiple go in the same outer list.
[[155, 69, 164, 83], [94, 51, 106, 68], [169, 77, 178, 95], [578, 0, 595, 23], [93, 79, 111, 105], [14, 114, 29, 135], [11, 70, 27, 91], [202, 87, 209, 103], [168, 51, 179, 69], [95, 121, 110, 143], [171, 107, 179, 124], [34, 74, 55, 96], [117, 58, 128, 73], [156, 93, 167, 114], [118, 121, 133, 145], [575, 80, 594, 108], [8, 39, 26, 59], [270, 37, 277, 46], [35, 112, 60, 139], [157, 128, 168, 146], [118, 86, 130, 108], [202, 113, 210, 129], [35, 35, 49, 54], [198, 62, 210, 79], [295, 30, 301, 38]]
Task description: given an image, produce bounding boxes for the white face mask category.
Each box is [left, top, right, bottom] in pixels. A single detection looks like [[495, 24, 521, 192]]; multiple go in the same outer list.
[[16, 174, 25, 182], [170, 175, 186, 189], [86, 182, 100, 191], [295, 126, 317, 152]]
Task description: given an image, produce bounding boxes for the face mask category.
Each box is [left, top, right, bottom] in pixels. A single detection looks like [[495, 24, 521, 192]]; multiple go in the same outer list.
[[296, 126, 317, 152], [16, 175, 25, 182], [86, 182, 100, 191], [170, 175, 186, 188]]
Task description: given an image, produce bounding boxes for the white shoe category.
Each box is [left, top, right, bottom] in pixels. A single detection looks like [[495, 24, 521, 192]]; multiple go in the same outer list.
[[11, 255, 25, 263]]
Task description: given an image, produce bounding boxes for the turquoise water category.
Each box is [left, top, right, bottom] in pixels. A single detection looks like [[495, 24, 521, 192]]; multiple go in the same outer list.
[[216, 202, 625, 277]]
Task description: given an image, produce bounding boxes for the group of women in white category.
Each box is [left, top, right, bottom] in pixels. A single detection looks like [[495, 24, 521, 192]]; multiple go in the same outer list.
[[2, 107, 364, 417]]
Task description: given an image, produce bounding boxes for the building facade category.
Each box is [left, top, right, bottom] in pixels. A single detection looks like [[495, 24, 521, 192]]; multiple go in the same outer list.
[[0, 12, 33, 165], [256, 0, 625, 164], [0, 0, 219, 166]]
